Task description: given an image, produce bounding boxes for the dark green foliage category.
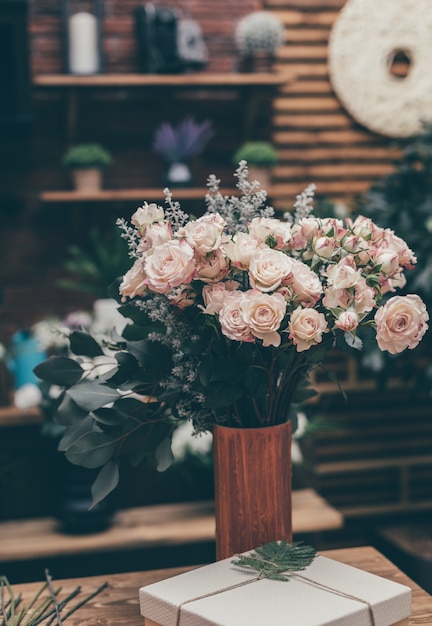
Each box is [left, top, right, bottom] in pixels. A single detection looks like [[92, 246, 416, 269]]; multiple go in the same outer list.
[[232, 540, 316, 581]]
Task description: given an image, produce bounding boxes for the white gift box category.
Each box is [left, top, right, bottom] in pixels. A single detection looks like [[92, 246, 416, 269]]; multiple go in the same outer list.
[[139, 552, 411, 626]]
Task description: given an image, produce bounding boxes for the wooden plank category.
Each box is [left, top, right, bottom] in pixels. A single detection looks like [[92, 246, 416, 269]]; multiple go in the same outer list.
[[266, 0, 344, 7], [39, 188, 238, 203], [280, 79, 334, 94], [0, 406, 43, 427], [273, 163, 394, 178], [274, 61, 330, 77], [0, 490, 343, 562], [7, 547, 432, 625], [272, 129, 383, 145], [272, 10, 339, 26], [313, 454, 432, 475], [276, 44, 330, 60], [32, 73, 292, 88], [270, 179, 372, 197], [273, 113, 353, 128], [274, 97, 343, 111], [276, 146, 398, 161]]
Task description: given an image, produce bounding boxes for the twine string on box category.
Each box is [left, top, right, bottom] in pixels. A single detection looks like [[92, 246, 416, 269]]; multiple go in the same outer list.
[[174, 561, 376, 626]]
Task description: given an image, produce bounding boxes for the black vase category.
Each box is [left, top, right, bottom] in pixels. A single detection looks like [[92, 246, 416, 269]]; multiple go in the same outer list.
[[50, 445, 116, 534]]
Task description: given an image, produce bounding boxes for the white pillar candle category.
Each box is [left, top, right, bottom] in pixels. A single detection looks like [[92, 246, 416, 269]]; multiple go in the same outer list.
[[68, 11, 100, 75]]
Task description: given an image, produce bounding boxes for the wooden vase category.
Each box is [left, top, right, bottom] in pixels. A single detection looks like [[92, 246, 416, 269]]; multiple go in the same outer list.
[[213, 421, 293, 560]]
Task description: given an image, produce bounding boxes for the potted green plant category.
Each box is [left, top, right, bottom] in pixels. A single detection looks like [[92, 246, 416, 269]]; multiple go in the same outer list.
[[234, 11, 284, 72], [233, 141, 278, 188], [62, 143, 113, 193]]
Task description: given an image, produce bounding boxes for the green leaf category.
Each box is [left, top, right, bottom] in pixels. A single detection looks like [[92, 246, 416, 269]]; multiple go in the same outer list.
[[232, 541, 316, 581], [67, 382, 121, 411], [69, 330, 105, 357], [92, 407, 128, 426], [105, 352, 139, 386], [55, 393, 88, 426], [58, 416, 95, 451], [34, 356, 84, 387], [155, 436, 174, 472], [91, 459, 119, 507], [126, 340, 172, 381], [64, 430, 117, 468]]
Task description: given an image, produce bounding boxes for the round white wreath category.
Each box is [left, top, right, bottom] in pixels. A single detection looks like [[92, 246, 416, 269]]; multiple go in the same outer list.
[[328, 0, 432, 137]]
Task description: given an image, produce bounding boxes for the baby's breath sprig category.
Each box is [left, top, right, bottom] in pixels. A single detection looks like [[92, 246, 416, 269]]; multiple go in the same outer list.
[[116, 217, 140, 258], [163, 188, 189, 232]]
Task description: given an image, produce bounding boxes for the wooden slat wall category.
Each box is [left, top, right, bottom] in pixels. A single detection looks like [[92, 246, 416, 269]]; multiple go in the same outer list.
[[264, 0, 400, 209]]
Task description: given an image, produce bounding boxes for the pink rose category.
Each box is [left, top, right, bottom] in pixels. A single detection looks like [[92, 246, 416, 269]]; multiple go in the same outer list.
[[323, 286, 353, 311], [195, 249, 229, 283], [289, 259, 323, 306], [312, 235, 339, 260], [326, 257, 361, 290], [371, 247, 400, 277], [335, 310, 359, 332], [201, 281, 239, 315], [144, 240, 195, 294], [138, 222, 172, 253], [167, 285, 197, 309], [353, 277, 376, 314], [240, 291, 287, 347], [249, 248, 293, 292], [248, 217, 292, 249], [375, 294, 429, 354], [219, 292, 254, 343], [288, 307, 329, 352], [119, 257, 147, 301]]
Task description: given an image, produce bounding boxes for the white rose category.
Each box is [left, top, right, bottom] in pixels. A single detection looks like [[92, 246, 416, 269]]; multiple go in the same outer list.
[[249, 248, 293, 292], [222, 233, 266, 269], [144, 240, 195, 294], [240, 291, 287, 347], [131, 202, 165, 234], [178, 213, 226, 255]]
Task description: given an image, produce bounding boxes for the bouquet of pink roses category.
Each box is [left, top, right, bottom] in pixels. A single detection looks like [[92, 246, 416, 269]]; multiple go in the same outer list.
[[34, 164, 428, 503]]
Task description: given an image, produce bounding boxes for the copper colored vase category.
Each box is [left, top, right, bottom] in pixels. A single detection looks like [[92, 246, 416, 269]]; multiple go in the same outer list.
[[213, 421, 293, 560]]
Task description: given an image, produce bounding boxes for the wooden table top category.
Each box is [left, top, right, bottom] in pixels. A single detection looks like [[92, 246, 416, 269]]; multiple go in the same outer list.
[[0, 490, 343, 563], [5, 547, 432, 625]]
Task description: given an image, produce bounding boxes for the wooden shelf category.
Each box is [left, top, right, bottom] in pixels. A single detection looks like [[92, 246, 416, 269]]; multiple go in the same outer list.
[[0, 405, 43, 427], [0, 490, 343, 563], [39, 187, 239, 203], [33, 72, 292, 88]]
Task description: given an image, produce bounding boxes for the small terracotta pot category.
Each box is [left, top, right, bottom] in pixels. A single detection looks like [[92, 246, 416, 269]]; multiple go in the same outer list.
[[72, 167, 103, 192]]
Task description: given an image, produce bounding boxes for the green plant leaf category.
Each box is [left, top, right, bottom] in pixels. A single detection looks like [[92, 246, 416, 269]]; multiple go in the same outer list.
[[155, 436, 174, 472], [64, 430, 117, 468], [69, 330, 105, 357], [91, 459, 119, 507], [67, 382, 121, 411], [34, 356, 84, 387], [55, 393, 88, 426], [232, 541, 316, 581]]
